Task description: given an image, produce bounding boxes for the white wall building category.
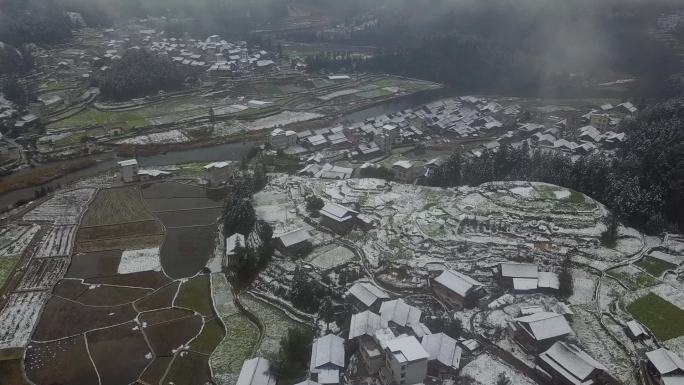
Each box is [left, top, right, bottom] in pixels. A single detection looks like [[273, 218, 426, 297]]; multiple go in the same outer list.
[[269, 128, 298, 149], [118, 159, 139, 183], [380, 336, 429, 385]]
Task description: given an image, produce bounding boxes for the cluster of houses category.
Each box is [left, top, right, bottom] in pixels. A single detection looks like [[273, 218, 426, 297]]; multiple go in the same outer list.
[[117, 158, 234, 185], [144, 33, 277, 75]]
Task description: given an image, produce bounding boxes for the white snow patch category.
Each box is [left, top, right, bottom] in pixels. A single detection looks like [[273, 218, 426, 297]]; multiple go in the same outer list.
[[117, 247, 161, 274]]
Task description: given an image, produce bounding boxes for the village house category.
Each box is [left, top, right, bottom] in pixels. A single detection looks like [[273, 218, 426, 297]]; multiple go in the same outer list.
[[625, 320, 649, 341], [497, 262, 539, 292], [349, 310, 386, 374], [380, 299, 422, 328], [645, 348, 684, 385], [511, 312, 573, 353], [538, 341, 614, 385], [137, 169, 171, 182], [225, 233, 246, 264], [203, 161, 233, 186], [423, 158, 445, 178], [379, 336, 429, 385], [275, 228, 312, 256], [590, 113, 611, 131], [118, 159, 139, 183], [421, 333, 462, 378], [310, 334, 345, 385], [431, 269, 485, 308], [319, 202, 359, 233], [392, 160, 418, 184], [346, 281, 390, 311], [269, 128, 298, 149], [236, 357, 276, 385]]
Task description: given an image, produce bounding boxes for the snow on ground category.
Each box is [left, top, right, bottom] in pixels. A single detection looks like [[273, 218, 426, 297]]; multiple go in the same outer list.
[[569, 268, 597, 305], [460, 353, 536, 385], [650, 284, 684, 310], [34, 225, 76, 258], [0, 224, 40, 257], [116, 129, 189, 145], [318, 89, 359, 101], [306, 244, 356, 270], [573, 307, 637, 385], [0, 292, 49, 349], [211, 273, 239, 318], [117, 247, 161, 274], [246, 111, 324, 131], [509, 186, 537, 198], [24, 188, 96, 225]]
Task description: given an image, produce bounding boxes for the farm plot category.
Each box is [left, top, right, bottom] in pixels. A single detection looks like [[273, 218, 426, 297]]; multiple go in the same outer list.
[[0, 256, 18, 288], [86, 322, 151, 385], [163, 350, 212, 385], [78, 220, 163, 242], [80, 186, 155, 226], [175, 274, 214, 317], [0, 291, 49, 349], [17, 257, 69, 290], [211, 273, 239, 318], [627, 293, 684, 341], [240, 292, 302, 356], [24, 335, 99, 385], [210, 313, 259, 376], [66, 250, 122, 278], [32, 296, 137, 341], [23, 188, 95, 224], [306, 244, 356, 270], [34, 225, 77, 258], [118, 247, 161, 274], [77, 234, 164, 253], [0, 224, 40, 257]]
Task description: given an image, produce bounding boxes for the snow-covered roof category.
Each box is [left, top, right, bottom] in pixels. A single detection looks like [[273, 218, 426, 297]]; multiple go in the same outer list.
[[538, 272, 560, 290], [539, 342, 608, 385], [421, 333, 462, 370], [626, 320, 647, 338], [137, 169, 170, 177], [500, 263, 538, 278], [277, 228, 311, 248], [346, 281, 389, 307], [311, 334, 345, 369], [237, 357, 276, 385], [434, 270, 482, 298], [204, 161, 231, 170], [647, 348, 684, 376], [410, 322, 432, 338], [349, 310, 384, 339], [226, 233, 245, 256], [328, 75, 351, 80], [319, 202, 357, 223], [386, 336, 429, 363], [295, 381, 320, 385], [380, 299, 422, 327], [515, 312, 572, 341], [118, 159, 138, 167], [392, 160, 414, 169]]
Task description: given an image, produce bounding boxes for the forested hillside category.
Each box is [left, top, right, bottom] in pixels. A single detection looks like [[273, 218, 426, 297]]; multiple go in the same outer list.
[[426, 94, 684, 235]]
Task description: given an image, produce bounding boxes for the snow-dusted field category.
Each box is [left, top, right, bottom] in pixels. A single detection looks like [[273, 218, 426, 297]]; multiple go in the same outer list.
[[117, 247, 161, 274], [460, 353, 536, 385], [17, 257, 70, 291], [306, 244, 356, 270], [211, 273, 239, 318], [34, 225, 77, 258], [0, 224, 40, 257], [24, 188, 96, 225], [0, 292, 49, 349], [116, 129, 189, 145], [246, 111, 324, 131]]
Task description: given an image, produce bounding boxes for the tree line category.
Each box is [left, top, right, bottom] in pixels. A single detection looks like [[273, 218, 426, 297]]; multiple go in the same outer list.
[[94, 49, 187, 101]]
